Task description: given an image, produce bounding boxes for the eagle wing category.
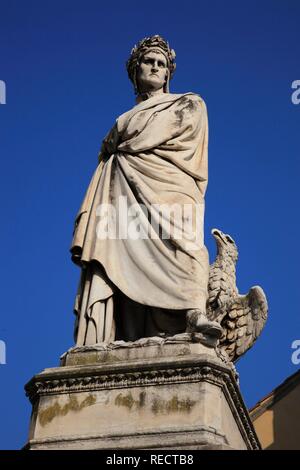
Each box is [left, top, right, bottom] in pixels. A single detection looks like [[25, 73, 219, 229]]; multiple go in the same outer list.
[[219, 286, 268, 362]]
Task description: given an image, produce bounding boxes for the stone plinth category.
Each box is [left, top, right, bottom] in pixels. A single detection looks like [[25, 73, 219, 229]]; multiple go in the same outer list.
[[24, 335, 260, 450]]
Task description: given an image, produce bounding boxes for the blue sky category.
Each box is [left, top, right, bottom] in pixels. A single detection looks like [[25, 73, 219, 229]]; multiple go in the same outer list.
[[0, 0, 299, 449]]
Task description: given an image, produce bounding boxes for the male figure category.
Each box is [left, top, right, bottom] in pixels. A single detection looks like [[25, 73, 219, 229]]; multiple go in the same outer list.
[[71, 36, 221, 345]]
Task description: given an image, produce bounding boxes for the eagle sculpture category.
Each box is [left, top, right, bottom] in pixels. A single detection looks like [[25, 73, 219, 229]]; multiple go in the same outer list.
[[207, 229, 268, 363]]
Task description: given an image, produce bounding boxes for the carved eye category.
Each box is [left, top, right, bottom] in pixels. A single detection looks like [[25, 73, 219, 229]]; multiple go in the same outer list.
[[226, 236, 234, 244]]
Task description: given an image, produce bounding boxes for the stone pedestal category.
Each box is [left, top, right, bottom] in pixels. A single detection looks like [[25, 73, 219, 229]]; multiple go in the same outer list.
[[25, 335, 260, 450]]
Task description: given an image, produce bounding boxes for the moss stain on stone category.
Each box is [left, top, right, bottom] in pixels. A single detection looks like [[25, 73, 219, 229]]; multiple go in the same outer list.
[[115, 392, 134, 409], [152, 397, 163, 414], [174, 96, 198, 126], [104, 352, 119, 363], [152, 395, 196, 415], [139, 391, 146, 408], [115, 391, 147, 410], [39, 394, 96, 427], [73, 353, 97, 366]]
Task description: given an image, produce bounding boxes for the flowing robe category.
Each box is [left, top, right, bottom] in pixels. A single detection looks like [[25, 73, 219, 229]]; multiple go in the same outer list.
[[71, 92, 209, 345]]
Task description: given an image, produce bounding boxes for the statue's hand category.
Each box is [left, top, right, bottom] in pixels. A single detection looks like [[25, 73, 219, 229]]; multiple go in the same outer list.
[[100, 123, 119, 161]]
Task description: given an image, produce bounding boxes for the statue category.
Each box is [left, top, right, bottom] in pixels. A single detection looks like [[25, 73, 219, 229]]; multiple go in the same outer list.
[[70, 35, 267, 357], [24, 36, 268, 451], [207, 229, 268, 362]]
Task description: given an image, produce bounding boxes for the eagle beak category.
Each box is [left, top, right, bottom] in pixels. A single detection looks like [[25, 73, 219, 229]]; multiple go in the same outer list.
[[211, 228, 223, 240]]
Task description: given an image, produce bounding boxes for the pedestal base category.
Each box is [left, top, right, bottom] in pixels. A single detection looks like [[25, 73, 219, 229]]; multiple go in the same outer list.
[[25, 335, 260, 450]]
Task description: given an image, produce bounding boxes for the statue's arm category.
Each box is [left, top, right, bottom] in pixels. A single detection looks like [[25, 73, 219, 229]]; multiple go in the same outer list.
[[99, 123, 119, 162]]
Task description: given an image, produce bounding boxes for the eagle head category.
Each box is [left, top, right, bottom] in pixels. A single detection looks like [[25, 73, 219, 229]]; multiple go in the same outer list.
[[211, 228, 238, 263]]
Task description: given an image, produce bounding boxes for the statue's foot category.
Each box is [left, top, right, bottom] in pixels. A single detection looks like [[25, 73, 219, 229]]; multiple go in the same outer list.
[[186, 309, 223, 339]]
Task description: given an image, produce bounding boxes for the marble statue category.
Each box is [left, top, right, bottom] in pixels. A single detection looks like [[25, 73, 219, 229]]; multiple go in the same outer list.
[[71, 35, 222, 346], [70, 35, 267, 354]]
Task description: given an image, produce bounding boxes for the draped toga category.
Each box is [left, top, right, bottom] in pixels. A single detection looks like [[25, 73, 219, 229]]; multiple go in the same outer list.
[[71, 92, 210, 345]]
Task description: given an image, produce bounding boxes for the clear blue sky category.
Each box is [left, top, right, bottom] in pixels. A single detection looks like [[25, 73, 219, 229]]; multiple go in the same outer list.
[[0, 0, 299, 449]]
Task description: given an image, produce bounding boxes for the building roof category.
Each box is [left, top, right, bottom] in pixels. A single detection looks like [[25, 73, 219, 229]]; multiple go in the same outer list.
[[250, 369, 300, 421]]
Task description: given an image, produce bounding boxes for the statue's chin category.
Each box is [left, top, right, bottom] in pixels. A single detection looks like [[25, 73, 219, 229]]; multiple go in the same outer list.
[[138, 81, 164, 93]]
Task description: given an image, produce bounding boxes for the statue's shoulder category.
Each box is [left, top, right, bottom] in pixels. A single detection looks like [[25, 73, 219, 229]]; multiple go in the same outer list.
[[117, 93, 206, 129], [181, 92, 206, 104], [171, 93, 207, 118], [171, 92, 206, 108]]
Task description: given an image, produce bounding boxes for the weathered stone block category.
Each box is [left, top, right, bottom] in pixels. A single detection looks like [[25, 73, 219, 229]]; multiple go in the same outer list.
[[25, 337, 260, 450]]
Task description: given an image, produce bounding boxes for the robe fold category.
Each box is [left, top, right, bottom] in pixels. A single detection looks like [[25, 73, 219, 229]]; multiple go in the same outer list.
[[71, 92, 209, 320]]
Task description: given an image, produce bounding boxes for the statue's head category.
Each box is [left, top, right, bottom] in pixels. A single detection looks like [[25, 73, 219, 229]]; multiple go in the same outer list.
[[126, 35, 176, 95]]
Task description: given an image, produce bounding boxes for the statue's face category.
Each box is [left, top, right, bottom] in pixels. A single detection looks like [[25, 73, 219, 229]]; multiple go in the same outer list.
[[137, 50, 168, 93]]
